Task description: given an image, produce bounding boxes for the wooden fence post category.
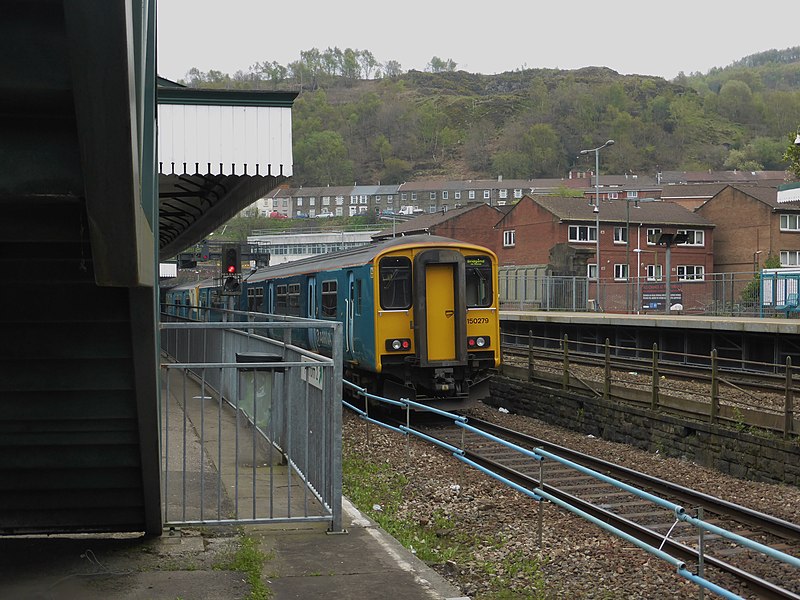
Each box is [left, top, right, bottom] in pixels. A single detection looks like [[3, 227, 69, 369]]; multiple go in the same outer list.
[[710, 349, 719, 424], [785, 356, 794, 440], [651, 343, 659, 410]]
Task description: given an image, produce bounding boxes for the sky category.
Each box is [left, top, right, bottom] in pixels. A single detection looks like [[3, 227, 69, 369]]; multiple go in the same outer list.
[[157, 1, 799, 82]]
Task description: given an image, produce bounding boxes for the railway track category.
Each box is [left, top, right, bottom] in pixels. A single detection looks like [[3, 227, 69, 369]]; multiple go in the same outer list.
[[408, 415, 800, 599]]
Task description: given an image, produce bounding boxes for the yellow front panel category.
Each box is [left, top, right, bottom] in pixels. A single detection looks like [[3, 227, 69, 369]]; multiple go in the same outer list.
[[425, 264, 456, 361]]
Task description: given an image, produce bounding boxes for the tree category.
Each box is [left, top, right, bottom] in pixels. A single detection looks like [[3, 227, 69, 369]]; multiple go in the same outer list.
[[784, 131, 800, 180], [427, 57, 457, 73], [293, 131, 353, 185]]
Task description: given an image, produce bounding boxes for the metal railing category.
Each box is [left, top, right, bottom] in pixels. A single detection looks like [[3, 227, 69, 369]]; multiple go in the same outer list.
[[160, 311, 343, 531], [499, 269, 768, 316], [344, 386, 800, 600]]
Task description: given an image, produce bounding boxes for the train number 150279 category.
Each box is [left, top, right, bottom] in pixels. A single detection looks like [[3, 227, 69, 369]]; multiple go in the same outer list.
[[467, 317, 489, 324]]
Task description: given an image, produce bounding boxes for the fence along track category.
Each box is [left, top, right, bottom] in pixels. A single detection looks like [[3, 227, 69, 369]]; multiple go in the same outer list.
[[415, 417, 800, 600]]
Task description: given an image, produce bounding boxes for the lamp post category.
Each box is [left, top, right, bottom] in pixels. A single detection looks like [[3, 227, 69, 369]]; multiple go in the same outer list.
[[753, 250, 762, 274], [580, 140, 615, 312]]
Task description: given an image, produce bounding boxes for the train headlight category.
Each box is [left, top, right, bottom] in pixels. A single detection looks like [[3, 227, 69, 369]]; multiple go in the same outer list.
[[467, 336, 489, 348], [386, 338, 411, 352]]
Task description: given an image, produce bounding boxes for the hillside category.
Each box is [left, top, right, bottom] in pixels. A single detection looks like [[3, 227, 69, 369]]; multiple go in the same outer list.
[[179, 47, 800, 185]]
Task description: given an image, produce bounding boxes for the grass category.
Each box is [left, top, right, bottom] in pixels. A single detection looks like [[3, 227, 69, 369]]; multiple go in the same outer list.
[[213, 533, 273, 600], [342, 451, 550, 599]]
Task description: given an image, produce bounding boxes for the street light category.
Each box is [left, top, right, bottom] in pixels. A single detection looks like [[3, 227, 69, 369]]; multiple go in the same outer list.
[[753, 250, 762, 274], [580, 139, 615, 311]]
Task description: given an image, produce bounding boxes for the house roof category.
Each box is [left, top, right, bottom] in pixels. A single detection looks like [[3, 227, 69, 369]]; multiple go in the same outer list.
[[718, 184, 800, 211], [371, 203, 503, 240], [660, 183, 727, 200], [501, 195, 713, 227], [659, 170, 788, 184]]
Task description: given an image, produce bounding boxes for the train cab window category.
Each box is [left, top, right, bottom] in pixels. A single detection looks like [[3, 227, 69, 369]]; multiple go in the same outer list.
[[379, 257, 412, 309], [465, 255, 493, 308], [322, 280, 338, 317]]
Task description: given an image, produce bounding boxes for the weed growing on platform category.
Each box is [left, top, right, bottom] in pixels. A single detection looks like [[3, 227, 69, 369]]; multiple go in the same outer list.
[[343, 455, 466, 564], [213, 533, 272, 600]]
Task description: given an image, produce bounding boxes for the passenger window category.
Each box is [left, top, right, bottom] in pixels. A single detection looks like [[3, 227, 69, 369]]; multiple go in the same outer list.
[[322, 280, 338, 318], [465, 255, 492, 308], [379, 257, 412, 310]]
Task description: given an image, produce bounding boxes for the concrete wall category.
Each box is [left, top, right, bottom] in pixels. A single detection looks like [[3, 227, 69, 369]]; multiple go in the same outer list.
[[488, 375, 800, 487]]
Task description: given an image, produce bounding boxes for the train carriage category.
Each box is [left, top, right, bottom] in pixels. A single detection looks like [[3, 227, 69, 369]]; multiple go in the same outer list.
[[241, 235, 501, 408]]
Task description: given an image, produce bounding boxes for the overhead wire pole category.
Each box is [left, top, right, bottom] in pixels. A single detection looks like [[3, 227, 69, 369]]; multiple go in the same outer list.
[[580, 140, 615, 312]]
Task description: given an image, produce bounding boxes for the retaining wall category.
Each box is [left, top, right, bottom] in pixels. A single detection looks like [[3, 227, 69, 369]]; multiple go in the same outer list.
[[488, 373, 800, 487]]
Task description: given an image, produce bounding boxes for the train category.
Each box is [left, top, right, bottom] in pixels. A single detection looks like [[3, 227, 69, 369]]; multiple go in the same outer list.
[[164, 234, 501, 408]]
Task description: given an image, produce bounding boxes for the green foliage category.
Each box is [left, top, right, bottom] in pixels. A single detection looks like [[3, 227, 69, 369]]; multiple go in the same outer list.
[[784, 132, 800, 180], [180, 46, 800, 185], [213, 534, 272, 600]]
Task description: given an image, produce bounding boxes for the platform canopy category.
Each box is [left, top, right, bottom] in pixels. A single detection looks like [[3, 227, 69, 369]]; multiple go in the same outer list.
[[157, 84, 297, 260]]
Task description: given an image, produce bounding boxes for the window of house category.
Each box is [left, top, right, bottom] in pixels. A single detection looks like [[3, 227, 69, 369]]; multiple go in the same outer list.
[[646, 265, 663, 281], [322, 196, 331, 206], [677, 265, 705, 281], [455, 191, 461, 200], [469, 190, 476, 200], [375, 195, 381, 204], [335, 196, 344, 205], [429, 204, 437, 213], [514, 189, 523, 199], [442, 191, 448, 200], [321, 280, 338, 317], [309, 197, 316, 206], [503, 230, 516, 247], [569, 225, 597, 242], [297, 197, 303, 206], [465, 255, 493, 308], [379, 256, 412, 309], [647, 228, 661, 245], [781, 250, 800, 266], [411, 192, 417, 201], [360, 195, 368, 204], [677, 229, 704, 246], [499, 189, 508, 199], [780, 214, 800, 231], [430, 192, 436, 200], [401, 192, 407, 201], [587, 263, 598, 280], [614, 264, 628, 281], [628, 191, 638, 199], [614, 226, 628, 243], [483, 190, 490, 200], [608, 192, 619, 200]]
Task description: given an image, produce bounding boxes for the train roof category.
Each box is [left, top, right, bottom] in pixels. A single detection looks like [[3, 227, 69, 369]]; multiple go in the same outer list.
[[243, 234, 494, 284]]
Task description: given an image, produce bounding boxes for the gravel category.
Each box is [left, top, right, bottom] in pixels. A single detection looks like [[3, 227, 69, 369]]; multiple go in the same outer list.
[[343, 402, 800, 599]]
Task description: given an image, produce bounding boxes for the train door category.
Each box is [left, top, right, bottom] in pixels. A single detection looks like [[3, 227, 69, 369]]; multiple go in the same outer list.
[[345, 271, 355, 354], [413, 250, 467, 366], [267, 283, 275, 314], [307, 276, 317, 347], [425, 265, 456, 361]]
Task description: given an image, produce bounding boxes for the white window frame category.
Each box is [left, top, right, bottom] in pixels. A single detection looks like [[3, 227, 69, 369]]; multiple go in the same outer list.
[[627, 191, 638, 199], [613, 226, 628, 244], [335, 196, 344, 206], [514, 188, 523, 199], [647, 228, 661, 245], [781, 250, 800, 266], [646, 264, 663, 281], [430, 191, 436, 200], [588, 263, 598, 280], [483, 190, 491, 200], [429, 204, 437, 213], [468, 190, 476, 200], [499, 189, 508, 199], [309, 197, 316, 206], [608, 191, 619, 200], [503, 230, 516, 248], [568, 225, 597, 242], [677, 265, 705, 281], [322, 196, 331, 206], [296, 197, 303, 206], [677, 229, 704, 246], [780, 214, 800, 231], [455, 191, 461, 200], [614, 264, 628, 281], [411, 192, 417, 201]]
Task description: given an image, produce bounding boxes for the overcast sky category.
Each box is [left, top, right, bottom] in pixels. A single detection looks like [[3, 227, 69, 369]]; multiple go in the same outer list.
[[157, 1, 799, 82]]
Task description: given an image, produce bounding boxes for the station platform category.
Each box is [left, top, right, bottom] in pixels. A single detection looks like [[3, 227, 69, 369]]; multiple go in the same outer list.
[[0, 500, 466, 600]]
